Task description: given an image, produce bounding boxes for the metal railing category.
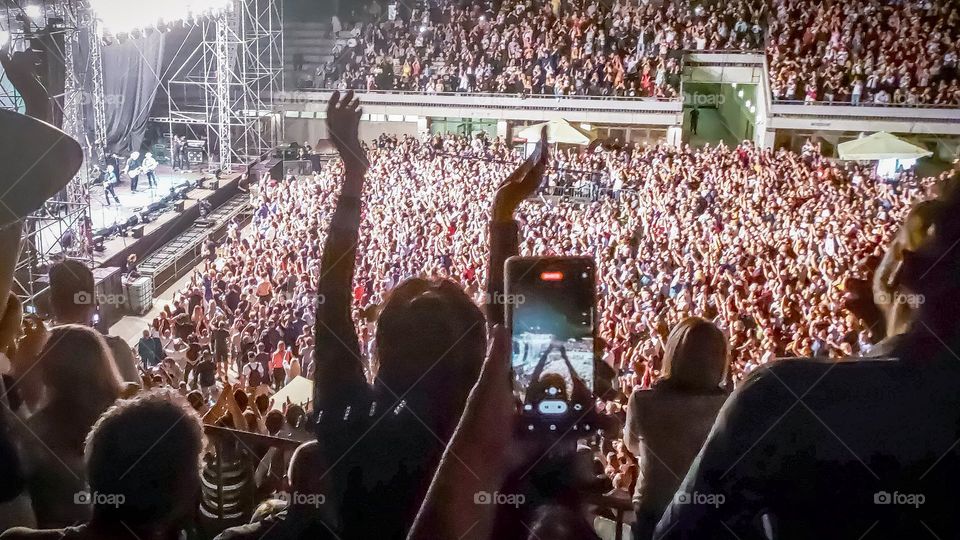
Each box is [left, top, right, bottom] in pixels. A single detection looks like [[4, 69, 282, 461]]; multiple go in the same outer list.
[[588, 493, 634, 540], [201, 425, 303, 525], [772, 98, 960, 110], [283, 88, 681, 103]]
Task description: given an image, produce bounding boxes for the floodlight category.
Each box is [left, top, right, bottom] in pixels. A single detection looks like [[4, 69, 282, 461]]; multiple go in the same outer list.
[[23, 4, 43, 19], [89, 0, 233, 34]]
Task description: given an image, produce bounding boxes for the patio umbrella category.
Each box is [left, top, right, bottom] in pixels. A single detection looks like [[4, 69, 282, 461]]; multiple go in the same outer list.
[[515, 119, 597, 146], [837, 132, 933, 161]]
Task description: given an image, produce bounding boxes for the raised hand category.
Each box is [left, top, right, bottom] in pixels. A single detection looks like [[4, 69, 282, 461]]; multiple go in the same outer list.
[[326, 90, 368, 171], [492, 126, 549, 222]]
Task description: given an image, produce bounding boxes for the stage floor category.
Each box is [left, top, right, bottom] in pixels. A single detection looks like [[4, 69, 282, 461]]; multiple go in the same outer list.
[[88, 165, 206, 231]]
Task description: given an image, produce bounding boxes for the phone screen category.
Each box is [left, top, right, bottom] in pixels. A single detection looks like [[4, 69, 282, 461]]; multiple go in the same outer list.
[[506, 257, 596, 424]]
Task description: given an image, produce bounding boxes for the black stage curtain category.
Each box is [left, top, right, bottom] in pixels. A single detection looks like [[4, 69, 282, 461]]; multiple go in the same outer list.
[[100, 33, 166, 154]]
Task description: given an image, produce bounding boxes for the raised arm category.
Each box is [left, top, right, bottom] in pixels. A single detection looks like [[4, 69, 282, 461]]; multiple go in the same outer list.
[[486, 130, 548, 326], [313, 91, 370, 414]]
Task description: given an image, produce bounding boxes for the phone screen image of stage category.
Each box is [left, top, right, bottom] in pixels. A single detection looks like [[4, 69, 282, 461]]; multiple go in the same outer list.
[[509, 267, 595, 405]]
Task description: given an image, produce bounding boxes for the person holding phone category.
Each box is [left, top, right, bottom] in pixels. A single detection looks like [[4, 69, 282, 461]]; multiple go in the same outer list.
[[310, 91, 544, 539]]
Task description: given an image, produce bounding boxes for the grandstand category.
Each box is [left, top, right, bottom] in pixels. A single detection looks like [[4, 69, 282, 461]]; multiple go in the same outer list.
[[1, 1, 960, 540]]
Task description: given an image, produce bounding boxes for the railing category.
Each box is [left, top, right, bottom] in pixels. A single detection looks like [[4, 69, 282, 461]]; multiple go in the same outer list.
[[588, 493, 634, 540], [201, 425, 303, 525], [772, 99, 960, 110], [282, 88, 680, 104]]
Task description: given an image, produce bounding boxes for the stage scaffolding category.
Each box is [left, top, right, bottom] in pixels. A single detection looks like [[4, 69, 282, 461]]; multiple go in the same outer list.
[[1, 0, 102, 310], [163, 0, 284, 172]]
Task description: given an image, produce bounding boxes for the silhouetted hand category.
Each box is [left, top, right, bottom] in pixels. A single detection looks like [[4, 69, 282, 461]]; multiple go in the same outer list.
[[492, 126, 549, 223], [0, 45, 49, 121], [326, 90, 368, 171]]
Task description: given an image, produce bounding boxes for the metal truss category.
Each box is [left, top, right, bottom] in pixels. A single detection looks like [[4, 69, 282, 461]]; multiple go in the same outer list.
[[163, 0, 283, 172], [1, 0, 99, 310]]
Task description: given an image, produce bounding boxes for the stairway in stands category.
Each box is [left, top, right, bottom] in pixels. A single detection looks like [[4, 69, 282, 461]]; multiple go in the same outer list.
[[285, 20, 336, 89]]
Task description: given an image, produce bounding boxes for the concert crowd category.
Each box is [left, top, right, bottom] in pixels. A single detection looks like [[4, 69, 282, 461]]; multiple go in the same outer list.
[[767, 0, 960, 105], [3, 90, 960, 540], [314, 0, 766, 97], [313, 0, 960, 106]]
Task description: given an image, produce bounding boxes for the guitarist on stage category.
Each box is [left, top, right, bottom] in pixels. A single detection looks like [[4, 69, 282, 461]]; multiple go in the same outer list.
[[142, 152, 159, 189], [124, 151, 142, 192], [103, 165, 121, 206]]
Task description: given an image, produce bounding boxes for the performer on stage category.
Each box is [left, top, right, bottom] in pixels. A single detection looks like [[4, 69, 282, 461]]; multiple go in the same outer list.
[[172, 135, 183, 171], [103, 164, 121, 206], [124, 151, 142, 192], [142, 152, 159, 188]]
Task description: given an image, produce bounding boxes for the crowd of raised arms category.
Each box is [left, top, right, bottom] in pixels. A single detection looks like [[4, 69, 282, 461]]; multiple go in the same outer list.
[[4, 90, 960, 540], [311, 0, 960, 105]]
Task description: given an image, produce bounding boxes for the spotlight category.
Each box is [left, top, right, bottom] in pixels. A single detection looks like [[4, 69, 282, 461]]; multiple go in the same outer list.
[[23, 4, 43, 19], [738, 89, 744, 98], [419, 25, 427, 33], [745, 99, 751, 108]]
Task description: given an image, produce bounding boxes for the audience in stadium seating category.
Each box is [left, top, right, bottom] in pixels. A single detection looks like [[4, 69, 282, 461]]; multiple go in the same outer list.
[[624, 317, 729, 540], [46, 261, 140, 383], [317, 0, 766, 97], [655, 173, 960, 538], [15, 326, 122, 529], [315, 0, 960, 106], [2, 389, 204, 540], [5, 82, 960, 540], [767, 0, 960, 105]]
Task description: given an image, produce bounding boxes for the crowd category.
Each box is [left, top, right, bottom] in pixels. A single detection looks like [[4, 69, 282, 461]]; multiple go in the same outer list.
[[314, 0, 766, 97], [214, 132, 931, 384], [3, 86, 960, 540], [767, 0, 960, 105], [311, 0, 960, 106]]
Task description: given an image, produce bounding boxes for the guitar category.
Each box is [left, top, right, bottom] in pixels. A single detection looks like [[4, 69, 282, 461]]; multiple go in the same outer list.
[[125, 166, 144, 178]]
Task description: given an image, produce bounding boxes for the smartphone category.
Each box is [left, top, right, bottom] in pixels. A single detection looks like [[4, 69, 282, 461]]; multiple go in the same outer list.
[[505, 256, 597, 433]]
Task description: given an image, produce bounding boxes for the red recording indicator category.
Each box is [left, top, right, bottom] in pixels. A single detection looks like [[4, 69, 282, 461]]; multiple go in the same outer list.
[[540, 271, 564, 281]]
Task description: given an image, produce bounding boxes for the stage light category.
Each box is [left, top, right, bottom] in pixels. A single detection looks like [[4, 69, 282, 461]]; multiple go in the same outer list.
[[738, 89, 744, 98], [89, 0, 233, 34], [23, 4, 43, 19], [745, 99, 751, 108]]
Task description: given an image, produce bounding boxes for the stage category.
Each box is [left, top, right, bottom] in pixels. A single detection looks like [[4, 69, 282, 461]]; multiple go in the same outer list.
[[88, 164, 206, 233]]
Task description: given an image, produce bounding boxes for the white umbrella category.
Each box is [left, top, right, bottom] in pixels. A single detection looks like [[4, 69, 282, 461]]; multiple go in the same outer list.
[[515, 119, 597, 146], [837, 132, 933, 161]]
